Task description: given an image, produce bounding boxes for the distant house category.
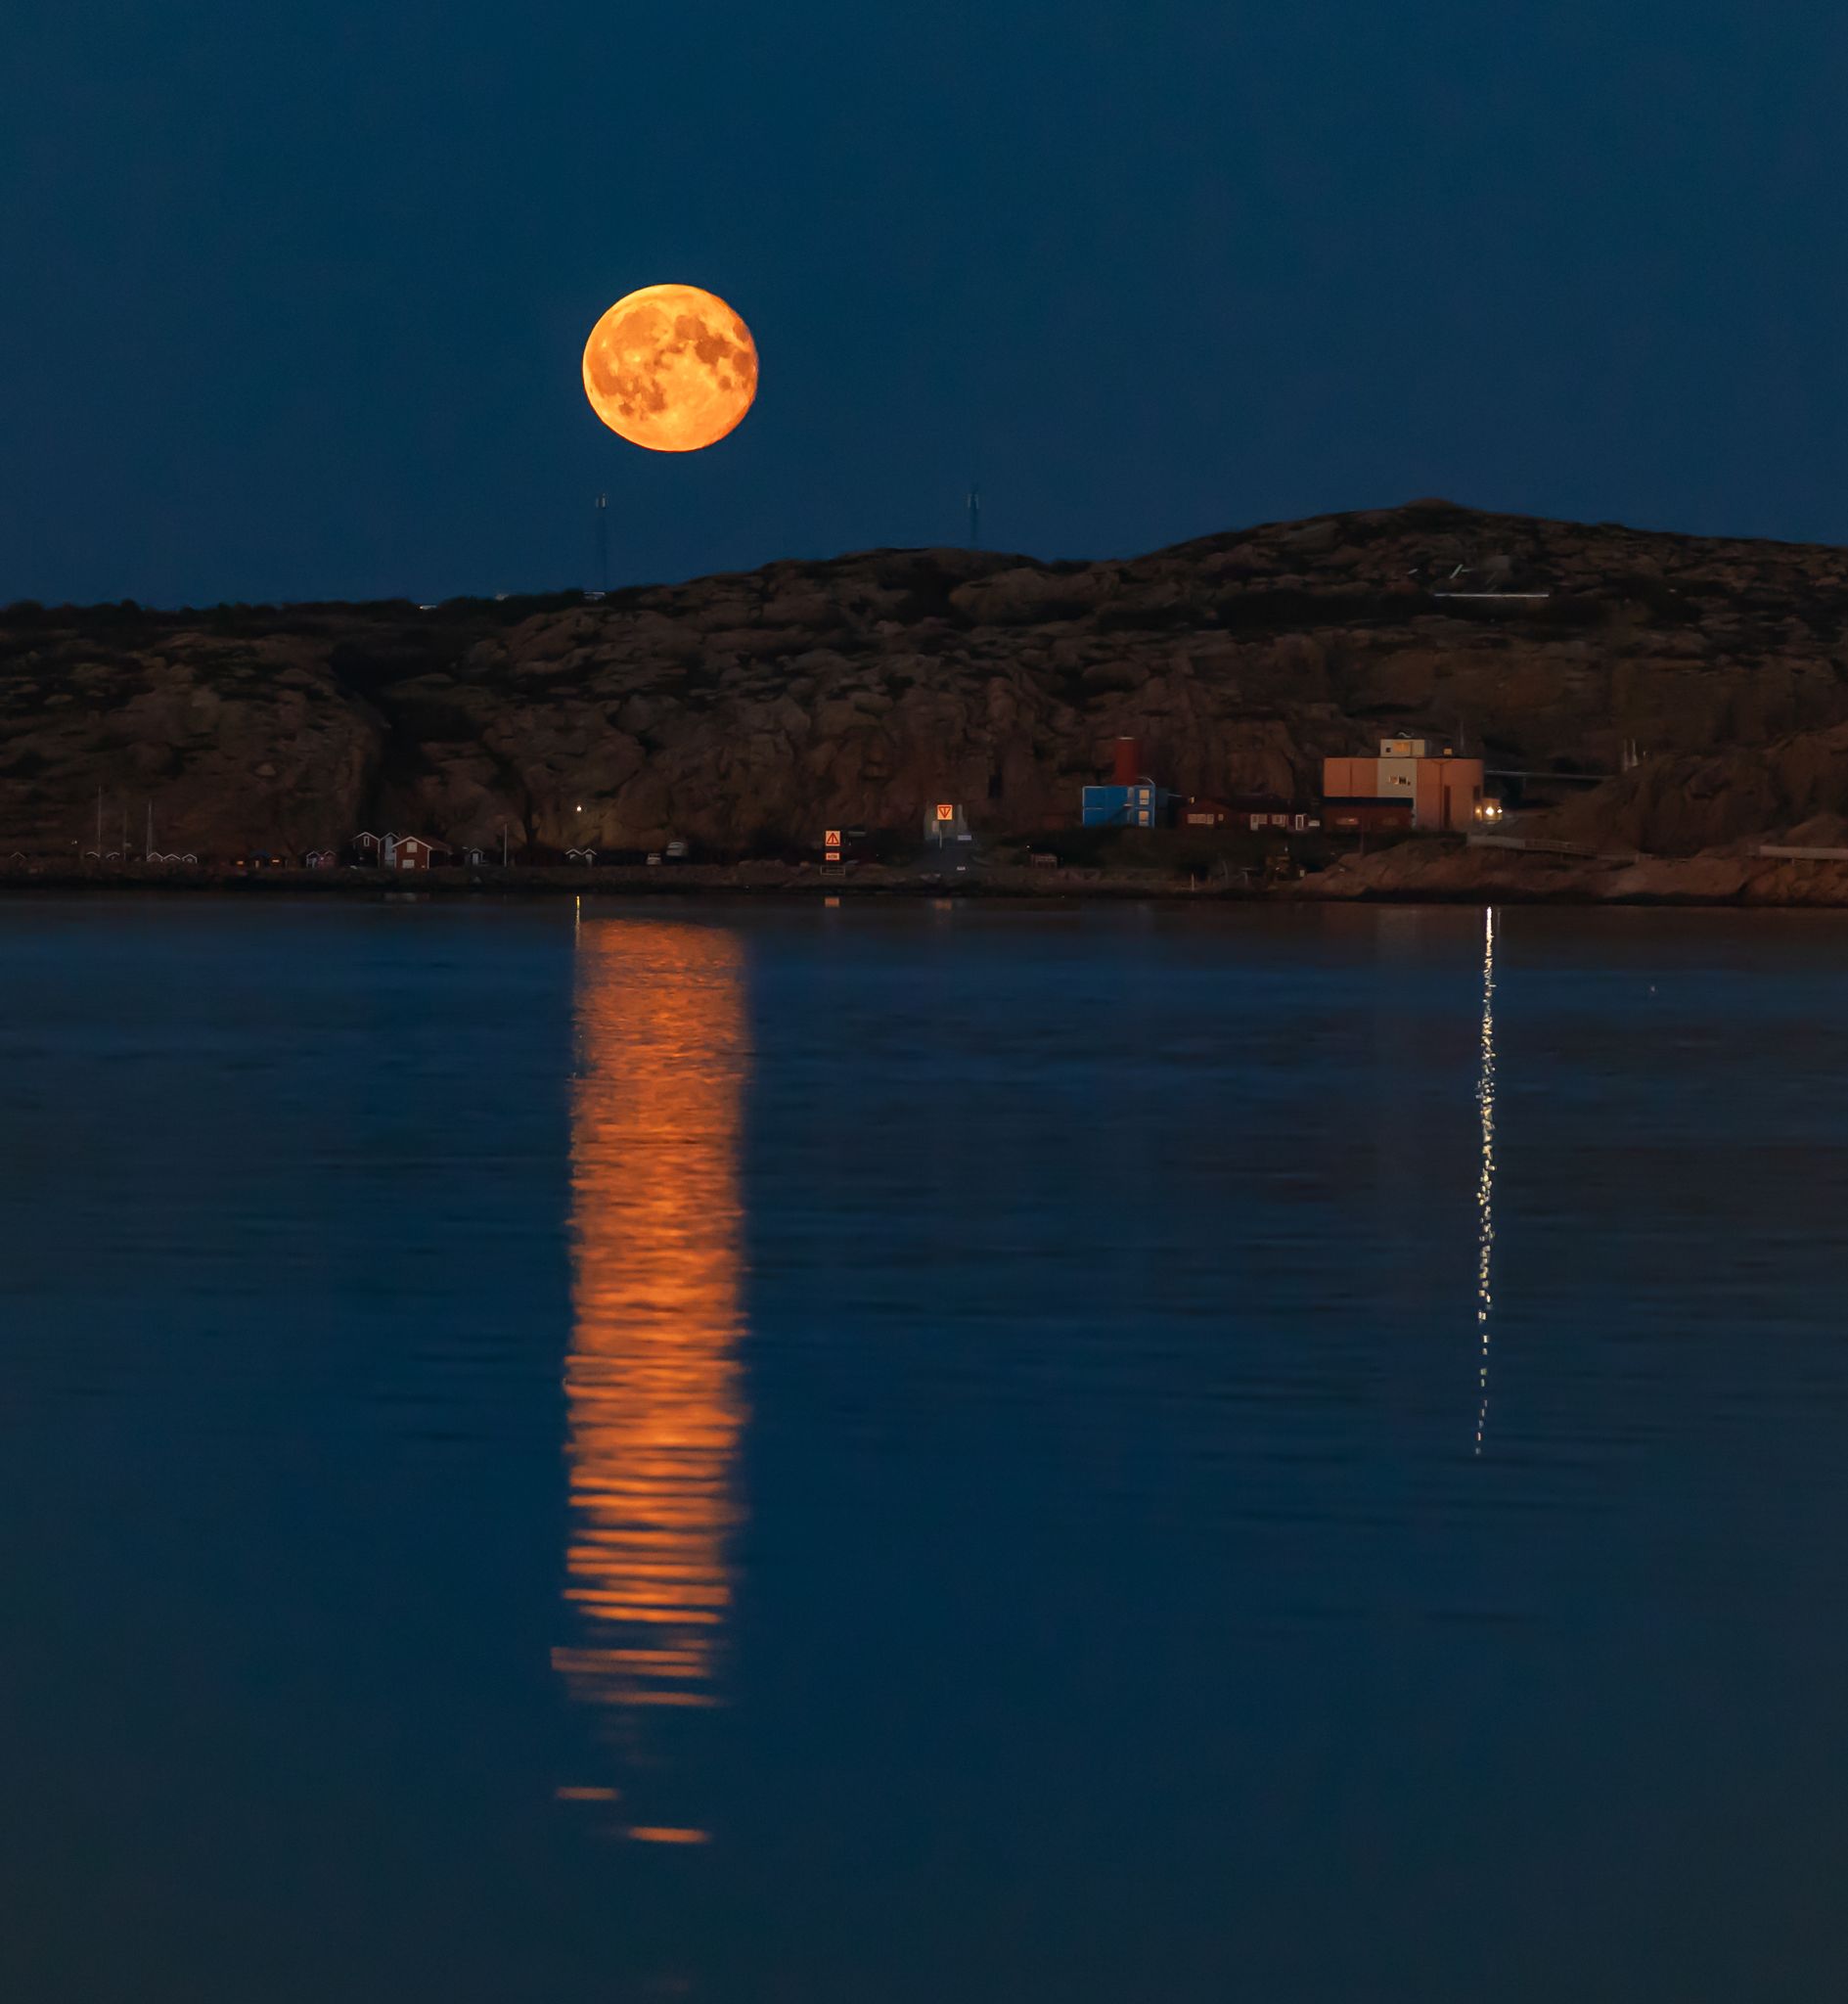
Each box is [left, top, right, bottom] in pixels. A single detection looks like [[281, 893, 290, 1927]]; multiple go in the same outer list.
[[1324, 739, 1485, 833], [1084, 736, 1173, 828], [1081, 782, 1170, 829], [352, 832, 447, 871], [1178, 797, 1321, 834], [388, 836, 446, 871], [1179, 798, 1235, 828], [1233, 797, 1321, 833]]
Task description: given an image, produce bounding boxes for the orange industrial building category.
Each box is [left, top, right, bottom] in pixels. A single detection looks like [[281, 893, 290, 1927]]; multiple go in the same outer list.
[[1323, 737, 1488, 834]]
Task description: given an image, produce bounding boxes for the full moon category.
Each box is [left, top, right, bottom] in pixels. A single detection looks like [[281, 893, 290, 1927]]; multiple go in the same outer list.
[[581, 284, 758, 453]]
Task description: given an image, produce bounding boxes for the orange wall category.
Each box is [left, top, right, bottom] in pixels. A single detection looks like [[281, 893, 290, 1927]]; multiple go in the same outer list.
[[1324, 754, 1483, 830], [1438, 758, 1484, 831], [1323, 756, 1378, 797], [1414, 763, 1444, 827]]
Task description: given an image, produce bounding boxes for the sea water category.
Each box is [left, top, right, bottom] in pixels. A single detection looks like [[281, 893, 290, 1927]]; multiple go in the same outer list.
[[3, 896, 1846, 2002]]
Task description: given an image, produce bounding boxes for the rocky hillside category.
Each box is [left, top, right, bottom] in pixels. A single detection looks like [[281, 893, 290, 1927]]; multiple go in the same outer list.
[[5, 497, 1848, 859]]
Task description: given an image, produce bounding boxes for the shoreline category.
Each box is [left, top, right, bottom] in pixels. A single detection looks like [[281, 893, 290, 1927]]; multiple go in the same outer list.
[[0, 862, 1262, 901], [7, 852, 1848, 908]]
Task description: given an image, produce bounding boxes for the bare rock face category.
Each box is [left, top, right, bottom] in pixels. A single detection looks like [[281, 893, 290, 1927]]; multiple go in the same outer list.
[[0, 621, 384, 855], [1542, 721, 1848, 855], [6, 499, 1848, 857]]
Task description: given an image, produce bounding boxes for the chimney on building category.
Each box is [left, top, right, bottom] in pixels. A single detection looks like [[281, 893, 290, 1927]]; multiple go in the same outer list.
[[1111, 737, 1143, 786]]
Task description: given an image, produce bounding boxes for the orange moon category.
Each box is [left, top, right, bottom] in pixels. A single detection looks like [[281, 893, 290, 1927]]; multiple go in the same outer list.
[[581, 284, 758, 453]]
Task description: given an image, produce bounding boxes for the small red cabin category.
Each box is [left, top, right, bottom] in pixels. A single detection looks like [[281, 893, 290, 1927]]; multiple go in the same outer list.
[[1179, 798, 1234, 828], [384, 835, 447, 871], [1185, 797, 1321, 832]]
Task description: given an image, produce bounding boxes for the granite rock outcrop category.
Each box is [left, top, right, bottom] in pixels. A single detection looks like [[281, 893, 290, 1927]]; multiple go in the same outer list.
[[5, 498, 1847, 858]]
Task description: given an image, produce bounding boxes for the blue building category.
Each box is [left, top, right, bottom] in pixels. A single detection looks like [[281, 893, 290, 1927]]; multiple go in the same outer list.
[[1081, 783, 1171, 829]]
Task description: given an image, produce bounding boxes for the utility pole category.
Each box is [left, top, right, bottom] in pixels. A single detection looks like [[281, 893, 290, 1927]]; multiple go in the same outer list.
[[594, 492, 609, 593], [967, 482, 981, 550]]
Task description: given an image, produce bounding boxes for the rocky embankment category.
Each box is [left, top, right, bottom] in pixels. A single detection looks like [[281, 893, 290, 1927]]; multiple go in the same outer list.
[[6, 498, 1848, 880], [1293, 835, 1848, 907]]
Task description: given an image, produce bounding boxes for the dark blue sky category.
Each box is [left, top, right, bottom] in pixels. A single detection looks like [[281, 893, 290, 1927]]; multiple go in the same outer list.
[[4, 0, 1843, 607]]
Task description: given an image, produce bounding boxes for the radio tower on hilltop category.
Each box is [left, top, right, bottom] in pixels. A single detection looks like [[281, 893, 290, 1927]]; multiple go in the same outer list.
[[967, 482, 981, 550], [593, 492, 609, 593]]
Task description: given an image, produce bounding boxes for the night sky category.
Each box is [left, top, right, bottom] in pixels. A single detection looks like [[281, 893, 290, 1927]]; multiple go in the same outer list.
[[5, 0, 1843, 608]]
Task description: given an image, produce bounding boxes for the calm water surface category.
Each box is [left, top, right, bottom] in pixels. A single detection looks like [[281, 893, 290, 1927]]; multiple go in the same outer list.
[[4, 897, 1848, 2001]]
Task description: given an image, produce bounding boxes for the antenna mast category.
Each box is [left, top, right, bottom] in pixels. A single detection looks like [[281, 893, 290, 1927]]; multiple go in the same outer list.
[[968, 482, 981, 550], [594, 492, 609, 593]]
